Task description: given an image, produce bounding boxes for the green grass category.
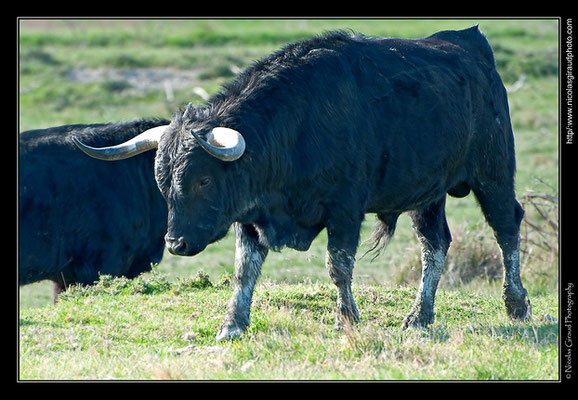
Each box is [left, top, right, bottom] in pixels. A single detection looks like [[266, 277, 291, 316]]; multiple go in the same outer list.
[[19, 272, 558, 380], [18, 19, 559, 132], [18, 18, 560, 380]]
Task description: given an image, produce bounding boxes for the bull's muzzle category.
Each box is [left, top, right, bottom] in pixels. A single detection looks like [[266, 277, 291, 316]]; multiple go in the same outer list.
[[164, 234, 206, 256], [165, 235, 189, 256]]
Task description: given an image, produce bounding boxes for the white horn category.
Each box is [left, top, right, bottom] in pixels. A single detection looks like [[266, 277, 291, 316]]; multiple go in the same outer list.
[[191, 127, 246, 162], [73, 125, 169, 161]]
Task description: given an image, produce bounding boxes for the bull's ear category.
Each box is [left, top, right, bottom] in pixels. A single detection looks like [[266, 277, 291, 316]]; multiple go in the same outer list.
[[73, 125, 169, 161], [181, 102, 194, 122], [191, 127, 246, 162]]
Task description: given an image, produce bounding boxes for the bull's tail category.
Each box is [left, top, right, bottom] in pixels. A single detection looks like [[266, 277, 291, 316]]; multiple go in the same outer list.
[[362, 213, 399, 261]]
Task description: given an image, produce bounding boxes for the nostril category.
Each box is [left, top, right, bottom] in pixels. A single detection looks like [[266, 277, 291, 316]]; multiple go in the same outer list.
[[165, 235, 187, 255], [174, 238, 187, 252]]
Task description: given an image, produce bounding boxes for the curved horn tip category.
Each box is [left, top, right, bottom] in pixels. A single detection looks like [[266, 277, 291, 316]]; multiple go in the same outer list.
[[72, 137, 128, 161], [71, 125, 167, 161]]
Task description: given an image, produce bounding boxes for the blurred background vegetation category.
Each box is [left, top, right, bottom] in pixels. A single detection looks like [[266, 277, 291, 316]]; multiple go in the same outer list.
[[18, 18, 559, 308]]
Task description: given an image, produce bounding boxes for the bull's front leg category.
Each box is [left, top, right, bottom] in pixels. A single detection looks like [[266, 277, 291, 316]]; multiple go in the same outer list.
[[326, 217, 362, 329], [216, 223, 268, 341]]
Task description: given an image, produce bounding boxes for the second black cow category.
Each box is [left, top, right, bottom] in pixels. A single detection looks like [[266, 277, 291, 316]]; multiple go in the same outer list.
[[19, 119, 169, 301]]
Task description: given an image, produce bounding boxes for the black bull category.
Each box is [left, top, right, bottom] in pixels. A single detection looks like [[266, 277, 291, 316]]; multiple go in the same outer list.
[[74, 27, 532, 340], [19, 119, 169, 301]]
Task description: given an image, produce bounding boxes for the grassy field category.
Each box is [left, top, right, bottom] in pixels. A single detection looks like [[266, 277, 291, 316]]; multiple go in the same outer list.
[[19, 272, 558, 380], [18, 18, 560, 381]]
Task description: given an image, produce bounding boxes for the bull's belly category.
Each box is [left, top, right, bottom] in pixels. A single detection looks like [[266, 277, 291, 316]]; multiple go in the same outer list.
[[252, 214, 324, 252], [367, 174, 464, 214]]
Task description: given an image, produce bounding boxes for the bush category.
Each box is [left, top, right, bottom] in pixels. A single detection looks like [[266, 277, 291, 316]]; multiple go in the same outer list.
[[443, 223, 503, 287], [387, 187, 558, 290], [519, 188, 558, 288]]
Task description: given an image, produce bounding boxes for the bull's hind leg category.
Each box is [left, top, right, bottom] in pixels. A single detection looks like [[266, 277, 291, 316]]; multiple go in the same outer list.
[[402, 197, 452, 329], [216, 223, 268, 341], [473, 186, 531, 320]]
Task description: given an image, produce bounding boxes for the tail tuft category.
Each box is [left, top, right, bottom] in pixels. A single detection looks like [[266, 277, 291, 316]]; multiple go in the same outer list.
[[362, 214, 398, 261]]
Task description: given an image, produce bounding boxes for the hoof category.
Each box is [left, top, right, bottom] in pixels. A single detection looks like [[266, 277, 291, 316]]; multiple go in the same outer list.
[[506, 297, 533, 321], [334, 313, 360, 332], [215, 325, 245, 341], [503, 288, 532, 321], [401, 309, 434, 330]]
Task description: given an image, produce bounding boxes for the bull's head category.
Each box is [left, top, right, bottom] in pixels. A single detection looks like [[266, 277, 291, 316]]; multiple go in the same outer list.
[[73, 103, 246, 256]]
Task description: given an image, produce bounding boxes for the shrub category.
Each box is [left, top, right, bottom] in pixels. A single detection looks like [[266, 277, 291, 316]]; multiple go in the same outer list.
[[387, 187, 558, 290]]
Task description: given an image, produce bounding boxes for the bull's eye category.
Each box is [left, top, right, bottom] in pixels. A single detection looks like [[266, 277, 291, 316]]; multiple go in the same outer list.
[[199, 176, 212, 188]]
